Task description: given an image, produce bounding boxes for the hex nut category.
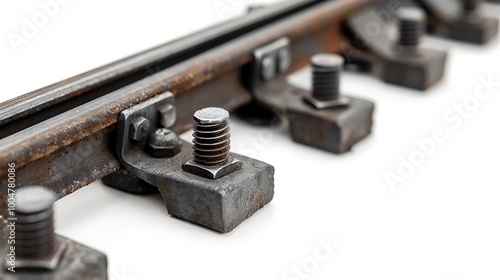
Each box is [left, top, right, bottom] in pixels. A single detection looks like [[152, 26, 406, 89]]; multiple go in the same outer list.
[[146, 128, 182, 158], [129, 116, 150, 141], [13, 237, 66, 270], [304, 95, 350, 110], [182, 156, 242, 180]]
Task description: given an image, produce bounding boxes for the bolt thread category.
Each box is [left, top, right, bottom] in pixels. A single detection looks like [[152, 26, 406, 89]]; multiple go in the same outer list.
[[463, 0, 481, 11], [398, 8, 425, 47], [311, 54, 343, 100], [15, 187, 56, 259], [312, 67, 340, 100], [192, 108, 231, 166]]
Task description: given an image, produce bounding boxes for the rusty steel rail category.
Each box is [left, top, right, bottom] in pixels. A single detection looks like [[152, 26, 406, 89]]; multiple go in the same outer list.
[[0, 0, 325, 138], [0, 0, 381, 199]]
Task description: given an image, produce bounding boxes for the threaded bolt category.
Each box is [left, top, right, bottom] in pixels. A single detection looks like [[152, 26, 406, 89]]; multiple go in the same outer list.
[[192, 107, 231, 166], [311, 54, 344, 100], [15, 186, 57, 259], [463, 0, 481, 12], [398, 7, 426, 47]]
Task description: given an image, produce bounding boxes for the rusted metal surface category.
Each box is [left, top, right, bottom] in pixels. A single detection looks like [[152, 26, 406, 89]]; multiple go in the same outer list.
[[0, 70, 252, 198], [0, 0, 380, 200], [113, 95, 274, 232], [9, 130, 120, 198], [0, 0, 325, 137]]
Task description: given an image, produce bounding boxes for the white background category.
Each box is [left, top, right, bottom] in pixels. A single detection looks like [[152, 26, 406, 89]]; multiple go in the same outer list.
[[1, 1, 500, 280]]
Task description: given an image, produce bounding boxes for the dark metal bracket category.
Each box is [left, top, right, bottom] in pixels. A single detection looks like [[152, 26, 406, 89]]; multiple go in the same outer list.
[[252, 78, 374, 154], [247, 37, 292, 93], [344, 3, 448, 90], [104, 92, 275, 233], [243, 40, 374, 154]]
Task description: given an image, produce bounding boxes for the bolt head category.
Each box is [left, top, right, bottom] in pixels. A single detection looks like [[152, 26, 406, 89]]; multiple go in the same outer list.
[[146, 128, 182, 158], [158, 103, 176, 128], [15, 186, 55, 214], [130, 116, 150, 141], [398, 7, 425, 22], [311, 54, 344, 71], [193, 107, 229, 124], [260, 55, 277, 81]]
